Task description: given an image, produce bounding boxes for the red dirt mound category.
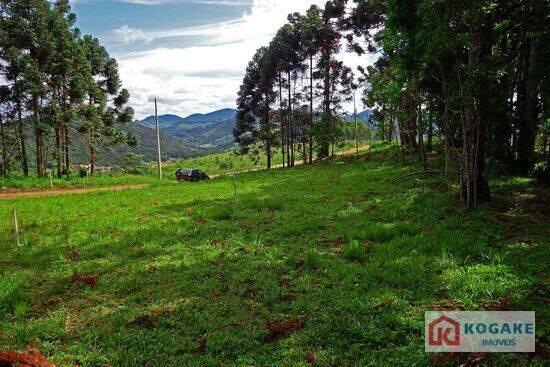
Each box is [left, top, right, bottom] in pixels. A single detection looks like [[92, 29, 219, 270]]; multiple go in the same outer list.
[[0, 349, 55, 367], [264, 319, 305, 343]]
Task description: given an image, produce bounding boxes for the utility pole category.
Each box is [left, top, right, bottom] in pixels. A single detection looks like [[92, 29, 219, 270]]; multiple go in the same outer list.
[[155, 98, 162, 180], [354, 88, 359, 156]]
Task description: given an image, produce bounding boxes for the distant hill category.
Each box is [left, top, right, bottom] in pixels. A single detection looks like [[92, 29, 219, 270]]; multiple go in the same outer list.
[[344, 109, 374, 129], [132, 108, 373, 158], [68, 122, 202, 166], [183, 108, 236, 123], [136, 108, 237, 152], [138, 114, 186, 129]]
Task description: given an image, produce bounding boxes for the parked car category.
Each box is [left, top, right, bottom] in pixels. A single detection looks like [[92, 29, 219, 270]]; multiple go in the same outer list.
[[176, 168, 210, 182]]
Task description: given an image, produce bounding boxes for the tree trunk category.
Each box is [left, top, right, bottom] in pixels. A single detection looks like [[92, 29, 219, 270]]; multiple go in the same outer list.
[[427, 108, 433, 152], [265, 99, 271, 169], [460, 6, 491, 207], [291, 74, 296, 166], [63, 125, 70, 174], [516, 37, 541, 173], [489, 37, 512, 172], [439, 60, 452, 178], [287, 70, 293, 167], [418, 103, 427, 170], [55, 127, 62, 178], [320, 49, 331, 158], [396, 120, 405, 164], [33, 95, 43, 176], [403, 91, 418, 153], [278, 72, 285, 168], [0, 113, 6, 175], [89, 143, 95, 175], [387, 112, 394, 142], [17, 101, 29, 176], [309, 54, 314, 164]]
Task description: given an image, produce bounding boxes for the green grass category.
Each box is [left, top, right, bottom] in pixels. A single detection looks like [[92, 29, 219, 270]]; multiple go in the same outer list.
[[0, 172, 159, 191], [0, 144, 547, 366], [0, 140, 369, 191], [160, 140, 369, 177]]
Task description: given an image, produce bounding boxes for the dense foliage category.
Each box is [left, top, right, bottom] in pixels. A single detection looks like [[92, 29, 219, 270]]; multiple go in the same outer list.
[[0, 0, 135, 177], [235, 0, 549, 207], [234, 3, 355, 169]]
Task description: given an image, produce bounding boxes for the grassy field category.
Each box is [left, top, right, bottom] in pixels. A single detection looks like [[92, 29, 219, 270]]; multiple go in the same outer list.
[[0, 140, 368, 192], [0, 143, 548, 366]]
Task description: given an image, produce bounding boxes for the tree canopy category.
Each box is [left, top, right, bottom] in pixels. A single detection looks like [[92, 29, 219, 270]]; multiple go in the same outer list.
[[0, 0, 135, 177], [235, 0, 549, 208]]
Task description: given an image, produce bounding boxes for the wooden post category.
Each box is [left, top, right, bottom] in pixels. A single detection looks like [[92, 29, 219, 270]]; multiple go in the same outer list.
[[155, 98, 162, 180], [12, 206, 21, 247]]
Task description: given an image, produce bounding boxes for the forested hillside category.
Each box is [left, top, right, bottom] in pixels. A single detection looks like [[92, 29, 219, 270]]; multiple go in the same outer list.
[[234, 0, 549, 208], [69, 123, 201, 166], [136, 108, 237, 152]]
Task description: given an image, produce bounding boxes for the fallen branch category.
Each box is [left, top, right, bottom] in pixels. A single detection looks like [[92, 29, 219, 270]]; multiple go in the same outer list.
[[389, 170, 458, 183]]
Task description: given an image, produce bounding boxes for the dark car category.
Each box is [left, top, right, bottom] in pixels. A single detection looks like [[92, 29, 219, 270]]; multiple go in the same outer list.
[[176, 168, 210, 182]]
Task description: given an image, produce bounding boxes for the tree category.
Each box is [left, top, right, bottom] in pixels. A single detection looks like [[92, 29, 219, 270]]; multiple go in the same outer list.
[[0, 0, 135, 177], [316, 1, 343, 158], [292, 5, 323, 164], [77, 36, 135, 175], [234, 46, 279, 168]]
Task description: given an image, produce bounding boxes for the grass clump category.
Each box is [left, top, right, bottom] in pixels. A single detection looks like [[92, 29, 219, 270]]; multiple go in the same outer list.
[[342, 240, 368, 262]]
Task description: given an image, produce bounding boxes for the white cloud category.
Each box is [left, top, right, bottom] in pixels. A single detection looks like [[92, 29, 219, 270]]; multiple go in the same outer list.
[[111, 0, 373, 119], [112, 25, 153, 44]]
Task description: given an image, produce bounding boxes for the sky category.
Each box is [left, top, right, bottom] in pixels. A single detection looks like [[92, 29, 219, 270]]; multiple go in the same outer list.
[[71, 0, 374, 119]]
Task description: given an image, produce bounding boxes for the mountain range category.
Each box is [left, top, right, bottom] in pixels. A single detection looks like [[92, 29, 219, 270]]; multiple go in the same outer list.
[[87, 107, 373, 165], [136, 108, 236, 152]]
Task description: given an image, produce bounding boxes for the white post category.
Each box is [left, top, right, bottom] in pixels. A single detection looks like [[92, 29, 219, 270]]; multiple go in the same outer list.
[[231, 174, 237, 208], [155, 98, 162, 180], [48, 170, 53, 189], [354, 89, 358, 156], [12, 206, 21, 247]]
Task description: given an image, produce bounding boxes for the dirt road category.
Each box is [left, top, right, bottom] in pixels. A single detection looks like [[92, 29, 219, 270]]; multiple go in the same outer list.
[[0, 184, 148, 199]]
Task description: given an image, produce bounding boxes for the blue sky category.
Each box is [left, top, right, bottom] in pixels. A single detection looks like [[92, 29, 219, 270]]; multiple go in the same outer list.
[[71, 0, 371, 119]]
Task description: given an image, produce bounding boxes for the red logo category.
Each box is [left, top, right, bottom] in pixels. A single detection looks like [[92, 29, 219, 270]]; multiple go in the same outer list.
[[428, 315, 460, 346]]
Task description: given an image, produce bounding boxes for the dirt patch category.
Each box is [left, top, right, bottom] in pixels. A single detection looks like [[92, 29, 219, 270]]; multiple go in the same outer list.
[[0, 184, 147, 199], [125, 315, 157, 329], [306, 351, 317, 365], [0, 349, 55, 367], [264, 319, 305, 343], [67, 250, 80, 262], [482, 296, 513, 311], [70, 273, 99, 288], [193, 338, 207, 354], [426, 299, 465, 311]]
